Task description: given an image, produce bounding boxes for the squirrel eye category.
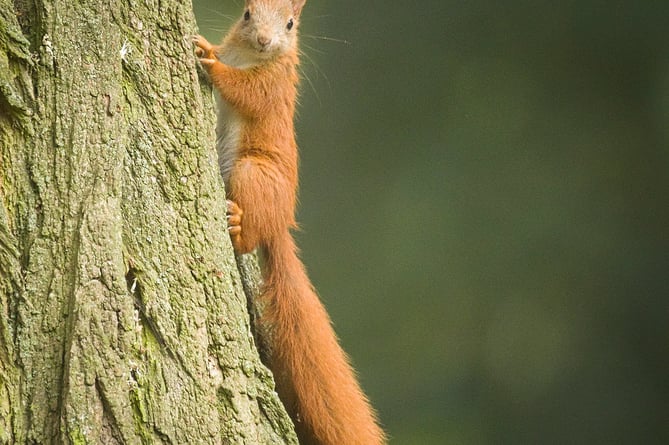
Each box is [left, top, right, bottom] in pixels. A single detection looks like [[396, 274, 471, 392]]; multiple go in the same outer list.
[[287, 18, 294, 30], [244, 10, 250, 20]]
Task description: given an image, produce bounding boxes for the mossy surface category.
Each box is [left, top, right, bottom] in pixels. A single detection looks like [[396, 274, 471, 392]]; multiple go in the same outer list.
[[0, 1, 297, 443]]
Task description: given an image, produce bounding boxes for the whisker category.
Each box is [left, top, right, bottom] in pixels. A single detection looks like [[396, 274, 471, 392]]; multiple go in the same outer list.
[[304, 14, 333, 20], [301, 42, 325, 55], [302, 34, 351, 45], [202, 27, 229, 33], [298, 65, 321, 105], [199, 7, 237, 21], [299, 48, 331, 93]]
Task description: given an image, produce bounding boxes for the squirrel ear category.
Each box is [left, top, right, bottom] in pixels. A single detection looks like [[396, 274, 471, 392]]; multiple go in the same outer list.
[[291, 0, 306, 17]]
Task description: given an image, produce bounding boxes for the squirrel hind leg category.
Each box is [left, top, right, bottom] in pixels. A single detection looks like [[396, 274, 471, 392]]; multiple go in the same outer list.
[[226, 199, 250, 254], [225, 200, 245, 254]]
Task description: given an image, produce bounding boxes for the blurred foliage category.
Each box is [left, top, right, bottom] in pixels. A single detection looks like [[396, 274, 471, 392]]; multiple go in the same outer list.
[[193, 1, 669, 443]]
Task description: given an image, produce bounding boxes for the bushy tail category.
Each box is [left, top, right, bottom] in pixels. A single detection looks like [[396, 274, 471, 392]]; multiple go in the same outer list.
[[261, 231, 385, 445]]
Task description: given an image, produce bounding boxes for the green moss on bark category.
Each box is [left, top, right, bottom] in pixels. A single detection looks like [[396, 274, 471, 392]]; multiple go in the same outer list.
[[0, 1, 297, 443]]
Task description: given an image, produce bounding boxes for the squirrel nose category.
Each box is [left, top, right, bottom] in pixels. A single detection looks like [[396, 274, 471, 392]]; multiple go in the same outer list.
[[257, 35, 271, 48]]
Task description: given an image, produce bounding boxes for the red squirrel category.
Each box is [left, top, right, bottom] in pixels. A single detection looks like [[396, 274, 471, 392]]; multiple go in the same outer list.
[[193, 1, 385, 444]]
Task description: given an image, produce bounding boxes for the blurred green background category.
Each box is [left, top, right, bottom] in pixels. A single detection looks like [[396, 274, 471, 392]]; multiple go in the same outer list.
[[193, 1, 669, 443]]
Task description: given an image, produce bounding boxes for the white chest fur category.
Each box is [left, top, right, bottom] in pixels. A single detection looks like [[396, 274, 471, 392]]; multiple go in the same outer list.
[[215, 91, 242, 186], [214, 51, 259, 186]]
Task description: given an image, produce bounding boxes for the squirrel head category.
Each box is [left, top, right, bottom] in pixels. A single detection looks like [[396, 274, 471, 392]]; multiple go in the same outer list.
[[228, 0, 306, 62]]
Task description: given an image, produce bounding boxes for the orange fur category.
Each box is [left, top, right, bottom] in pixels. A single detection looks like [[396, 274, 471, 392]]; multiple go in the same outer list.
[[194, 1, 385, 443]]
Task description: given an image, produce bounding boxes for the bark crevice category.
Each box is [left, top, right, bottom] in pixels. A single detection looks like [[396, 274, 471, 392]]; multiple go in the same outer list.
[[0, 1, 299, 443]]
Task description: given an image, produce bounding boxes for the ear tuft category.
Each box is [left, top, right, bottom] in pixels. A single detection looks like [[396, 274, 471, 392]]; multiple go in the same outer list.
[[291, 0, 306, 17]]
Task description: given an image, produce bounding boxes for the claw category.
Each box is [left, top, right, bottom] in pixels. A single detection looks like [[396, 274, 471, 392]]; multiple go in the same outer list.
[[192, 34, 217, 68], [192, 34, 213, 52], [226, 200, 243, 217], [226, 200, 244, 253]]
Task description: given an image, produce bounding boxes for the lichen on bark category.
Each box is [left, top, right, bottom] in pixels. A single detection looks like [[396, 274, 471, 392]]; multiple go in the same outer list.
[[0, 0, 297, 443]]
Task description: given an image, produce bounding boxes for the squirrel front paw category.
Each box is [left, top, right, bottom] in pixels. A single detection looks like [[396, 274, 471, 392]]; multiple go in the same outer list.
[[192, 35, 217, 68]]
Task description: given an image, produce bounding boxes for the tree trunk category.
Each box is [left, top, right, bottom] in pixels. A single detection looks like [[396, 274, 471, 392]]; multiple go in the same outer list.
[[0, 0, 297, 443]]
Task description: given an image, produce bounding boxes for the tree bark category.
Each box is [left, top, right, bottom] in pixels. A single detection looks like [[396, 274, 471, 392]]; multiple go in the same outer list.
[[0, 0, 297, 443]]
